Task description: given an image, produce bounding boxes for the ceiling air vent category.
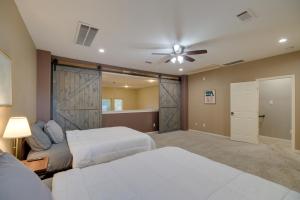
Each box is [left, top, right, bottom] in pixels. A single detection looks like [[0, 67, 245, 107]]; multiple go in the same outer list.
[[75, 22, 98, 47], [223, 60, 244, 66], [236, 10, 253, 21]]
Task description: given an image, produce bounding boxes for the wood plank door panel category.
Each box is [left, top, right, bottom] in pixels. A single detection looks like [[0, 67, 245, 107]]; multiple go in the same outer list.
[[52, 65, 101, 130], [159, 79, 181, 133]]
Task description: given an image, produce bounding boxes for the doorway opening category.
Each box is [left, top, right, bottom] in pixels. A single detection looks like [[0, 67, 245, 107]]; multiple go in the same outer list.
[[101, 72, 159, 132], [230, 75, 295, 151], [257, 75, 295, 149]]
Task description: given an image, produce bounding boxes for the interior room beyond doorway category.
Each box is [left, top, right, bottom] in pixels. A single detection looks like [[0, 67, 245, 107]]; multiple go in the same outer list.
[[258, 76, 295, 149]]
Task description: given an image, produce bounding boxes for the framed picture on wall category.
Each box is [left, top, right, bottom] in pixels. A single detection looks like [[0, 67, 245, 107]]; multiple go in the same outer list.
[[204, 89, 216, 104], [0, 50, 12, 106]]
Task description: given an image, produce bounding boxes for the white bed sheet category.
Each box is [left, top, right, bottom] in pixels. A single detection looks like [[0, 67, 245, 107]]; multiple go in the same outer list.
[[52, 147, 300, 200], [66, 127, 156, 168]]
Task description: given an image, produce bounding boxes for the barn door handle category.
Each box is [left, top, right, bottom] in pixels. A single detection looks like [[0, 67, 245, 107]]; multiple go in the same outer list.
[[231, 112, 234, 116]]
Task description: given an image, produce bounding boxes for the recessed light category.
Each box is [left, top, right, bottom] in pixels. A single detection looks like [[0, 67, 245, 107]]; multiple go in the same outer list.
[[179, 68, 183, 72], [124, 85, 129, 88], [98, 48, 105, 53], [148, 79, 156, 83], [278, 38, 288, 44]]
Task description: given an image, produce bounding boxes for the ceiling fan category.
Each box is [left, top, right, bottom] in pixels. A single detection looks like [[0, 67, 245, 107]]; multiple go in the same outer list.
[[152, 44, 207, 64]]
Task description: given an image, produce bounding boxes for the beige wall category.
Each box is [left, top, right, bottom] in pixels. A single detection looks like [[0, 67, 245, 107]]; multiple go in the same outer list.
[[137, 86, 159, 110], [0, 0, 37, 152], [102, 87, 138, 110], [102, 86, 159, 111], [188, 51, 300, 150], [259, 78, 291, 140]]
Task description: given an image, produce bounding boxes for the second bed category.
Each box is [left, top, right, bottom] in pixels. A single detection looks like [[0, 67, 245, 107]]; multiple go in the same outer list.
[[53, 147, 300, 200], [66, 126, 156, 168]]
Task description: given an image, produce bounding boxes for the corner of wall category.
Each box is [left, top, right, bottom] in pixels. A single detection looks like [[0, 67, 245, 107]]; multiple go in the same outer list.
[[0, 0, 37, 152]]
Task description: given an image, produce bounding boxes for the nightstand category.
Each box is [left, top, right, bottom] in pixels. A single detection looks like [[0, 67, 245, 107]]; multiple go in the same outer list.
[[21, 157, 49, 178]]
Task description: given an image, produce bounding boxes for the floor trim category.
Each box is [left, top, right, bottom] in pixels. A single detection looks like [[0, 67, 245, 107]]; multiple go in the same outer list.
[[146, 131, 158, 134], [189, 129, 230, 139]]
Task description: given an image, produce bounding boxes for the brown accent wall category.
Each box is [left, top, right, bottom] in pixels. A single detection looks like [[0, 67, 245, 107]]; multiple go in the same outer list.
[[188, 51, 300, 150], [102, 111, 158, 132], [52, 55, 179, 79], [37, 50, 51, 121], [181, 75, 188, 130], [0, 0, 37, 152]]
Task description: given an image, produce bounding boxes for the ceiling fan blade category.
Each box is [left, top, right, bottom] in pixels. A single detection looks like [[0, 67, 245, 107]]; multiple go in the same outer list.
[[185, 50, 207, 55], [184, 55, 195, 62], [155, 55, 171, 64], [165, 58, 171, 63], [152, 53, 171, 56]]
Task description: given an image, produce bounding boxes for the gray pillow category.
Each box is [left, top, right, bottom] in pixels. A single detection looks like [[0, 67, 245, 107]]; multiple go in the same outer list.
[[0, 152, 53, 200], [44, 120, 64, 143], [36, 120, 46, 129], [27, 141, 72, 172], [25, 121, 52, 151]]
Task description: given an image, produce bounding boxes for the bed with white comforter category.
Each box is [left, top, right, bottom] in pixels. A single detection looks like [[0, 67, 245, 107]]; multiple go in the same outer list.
[[52, 147, 300, 200], [66, 126, 156, 168]]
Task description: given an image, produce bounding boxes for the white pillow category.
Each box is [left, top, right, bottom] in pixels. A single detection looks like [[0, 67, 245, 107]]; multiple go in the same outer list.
[[44, 120, 64, 143]]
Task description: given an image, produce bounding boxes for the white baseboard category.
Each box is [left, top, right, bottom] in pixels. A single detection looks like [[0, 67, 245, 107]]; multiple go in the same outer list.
[[189, 129, 230, 139], [145, 131, 158, 134]]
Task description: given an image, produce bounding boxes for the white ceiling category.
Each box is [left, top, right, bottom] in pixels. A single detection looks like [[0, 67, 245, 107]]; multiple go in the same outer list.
[[102, 72, 158, 89], [15, 0, 300, 75]]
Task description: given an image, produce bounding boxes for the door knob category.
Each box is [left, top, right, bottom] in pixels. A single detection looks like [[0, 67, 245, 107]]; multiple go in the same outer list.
[[231, 112, 234, 116]]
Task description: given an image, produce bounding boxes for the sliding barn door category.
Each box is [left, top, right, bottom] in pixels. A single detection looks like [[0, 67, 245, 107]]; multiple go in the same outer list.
[[52, 65, 101, 131], [159, 79, 181, 133]]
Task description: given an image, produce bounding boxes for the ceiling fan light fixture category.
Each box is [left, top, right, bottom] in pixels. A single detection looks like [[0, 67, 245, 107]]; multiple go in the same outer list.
[[177, 55, 184, 64], [173, 44, 182, 54], [171, 57, 177, 64]]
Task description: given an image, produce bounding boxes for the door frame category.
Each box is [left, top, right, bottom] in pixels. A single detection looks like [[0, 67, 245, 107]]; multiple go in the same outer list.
[[256, 75, 295, 151]]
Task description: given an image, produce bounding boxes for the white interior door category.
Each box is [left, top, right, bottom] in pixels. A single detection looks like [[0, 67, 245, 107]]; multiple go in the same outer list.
[[230, 81, 259, 144]]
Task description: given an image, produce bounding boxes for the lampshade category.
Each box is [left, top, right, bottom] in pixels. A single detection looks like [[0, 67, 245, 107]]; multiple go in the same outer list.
[[3, 117, 32, 139]]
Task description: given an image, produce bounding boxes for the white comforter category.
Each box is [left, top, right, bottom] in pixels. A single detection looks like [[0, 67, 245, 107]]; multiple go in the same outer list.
[[66, 127, 156, 168], [52, 147, 300, 200]]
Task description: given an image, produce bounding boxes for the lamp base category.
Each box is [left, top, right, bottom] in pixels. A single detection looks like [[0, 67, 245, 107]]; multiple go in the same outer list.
[[13, 138, 20, 159]]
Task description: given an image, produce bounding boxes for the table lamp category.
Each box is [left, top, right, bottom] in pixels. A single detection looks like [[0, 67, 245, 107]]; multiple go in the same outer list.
[[3, 117, 31, 159]]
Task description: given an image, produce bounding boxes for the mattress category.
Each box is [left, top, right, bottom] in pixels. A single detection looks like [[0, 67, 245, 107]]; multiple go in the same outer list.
[[66, 126, 156, 168], [52, 147, 300, 200]]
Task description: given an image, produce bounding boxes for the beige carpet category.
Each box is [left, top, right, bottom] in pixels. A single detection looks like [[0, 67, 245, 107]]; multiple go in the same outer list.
[[149, 130, 300, 192]]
